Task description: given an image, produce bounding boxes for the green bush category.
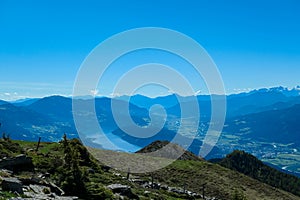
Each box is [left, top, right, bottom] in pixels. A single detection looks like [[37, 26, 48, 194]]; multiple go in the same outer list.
[[231, 189, 247, 200]]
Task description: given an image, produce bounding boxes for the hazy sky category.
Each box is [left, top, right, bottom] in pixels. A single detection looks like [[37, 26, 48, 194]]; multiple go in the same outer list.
[[1, 0, 300, 100]]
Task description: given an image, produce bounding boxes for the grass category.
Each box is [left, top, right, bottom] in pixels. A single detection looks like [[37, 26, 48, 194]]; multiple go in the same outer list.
[[138, 159, 300, 200], [88, 147, 300, 200], [0, 191, 17, 200], [1, 139, 300, 200], [87, 147, 175, 173]]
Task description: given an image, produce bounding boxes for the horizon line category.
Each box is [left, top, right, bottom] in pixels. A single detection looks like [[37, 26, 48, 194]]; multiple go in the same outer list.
[[3, 85, 300, 102]]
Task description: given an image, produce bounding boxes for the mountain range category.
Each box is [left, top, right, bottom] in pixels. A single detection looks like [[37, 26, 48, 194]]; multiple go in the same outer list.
[[0, 86, 300, 174]]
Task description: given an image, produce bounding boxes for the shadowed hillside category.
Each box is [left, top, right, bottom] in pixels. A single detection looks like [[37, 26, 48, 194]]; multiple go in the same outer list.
[[216, 150, 300, 196]]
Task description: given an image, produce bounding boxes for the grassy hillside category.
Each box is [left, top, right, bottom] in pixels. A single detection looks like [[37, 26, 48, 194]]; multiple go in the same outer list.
[[0, 138, 300, 199], [217, 150, 300, 196], [147, 160, 300, 200]]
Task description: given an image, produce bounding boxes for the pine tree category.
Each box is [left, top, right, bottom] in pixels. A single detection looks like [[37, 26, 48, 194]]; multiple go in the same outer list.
[[59, 135, 87, 197]]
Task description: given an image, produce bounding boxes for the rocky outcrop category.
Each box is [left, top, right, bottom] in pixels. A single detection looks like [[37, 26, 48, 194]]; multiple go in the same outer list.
[[0, 154, 34, 172], [23, 183, 78, 200], [0, 174, 78, 200], [107, 183, 139, 199], [1, 177, 23, 194]]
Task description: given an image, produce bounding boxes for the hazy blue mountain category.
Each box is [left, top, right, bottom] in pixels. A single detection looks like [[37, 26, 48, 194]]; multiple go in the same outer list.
[[226, 87, 292, 117], [85, 87, 300, 126], [26, 95, 150, 134], [116, 95, 155, 109], [0, 87, 299, 176], [117, 94, 184, 109], [28, 95, 73, 122], [0, 96, 151, 142], [247, 86, 300, 97], [94, 97, 150, 131], [0, 103, 69, 141], [0, 86, 300, 158], [245, 95, 300, 114], [10, 98, 40, 106], [224, 104, 300, 145], [167, 98, 211, 120], [165, 87, 300, 120], [0, 100, 8, 106]]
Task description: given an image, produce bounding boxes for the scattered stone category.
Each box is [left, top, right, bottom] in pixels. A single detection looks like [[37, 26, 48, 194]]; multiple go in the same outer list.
[[87, 168, 95, 174], [23, 192, 78, 200], [48, 181, 65, 196], [160, 184, 168, 190], [113, 172, 121, 177], [107, 183, 138, 199], [0, 174, 74, 199], [0, 168, 13, 177], [107, 183, 130, 192], [144, 190, 150, 194], [142, 182, 160, 189], [169, 186, 185, 194], [1, 177, 23, 194], [101, 165, 111, 172], [26, 148, 35, 152], [38, 172, 51, 179], [29, 184, 49, 194], [130, 178, 147, 185]]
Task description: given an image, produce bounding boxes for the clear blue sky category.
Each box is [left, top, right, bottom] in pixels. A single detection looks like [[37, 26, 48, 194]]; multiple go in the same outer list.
[[1, 0, 300, 100]]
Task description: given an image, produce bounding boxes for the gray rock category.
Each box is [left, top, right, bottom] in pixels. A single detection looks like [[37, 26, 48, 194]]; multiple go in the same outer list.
[[160, 184, 168, 190], [48, 182, 65, 196], [87, 168, 95, 174], [1, 177, 23, 194], [0, 154, 34, 172], [107, 183, 138, 199], [29, 184, 50, 194], [38, 172, 51, 179], [0, 168, 13, 175], [107, 183, 130, 191], [23, 192, 78, 199], [130, 178, 147, 185]]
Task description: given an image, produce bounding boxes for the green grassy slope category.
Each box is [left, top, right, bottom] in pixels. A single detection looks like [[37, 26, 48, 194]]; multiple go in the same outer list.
[[1, 138, 299, 200]]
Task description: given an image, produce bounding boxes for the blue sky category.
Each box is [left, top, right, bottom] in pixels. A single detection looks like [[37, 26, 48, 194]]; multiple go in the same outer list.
[[0, 0, 300, 100]]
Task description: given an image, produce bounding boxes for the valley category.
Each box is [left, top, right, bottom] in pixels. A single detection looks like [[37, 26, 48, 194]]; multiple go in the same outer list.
[[0, 86, 300, 176]]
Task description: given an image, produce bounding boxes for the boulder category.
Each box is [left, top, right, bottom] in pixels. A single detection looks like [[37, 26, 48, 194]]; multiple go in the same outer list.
[[107, 183, 138, 199], [1, 177, 23, 194], [107, 183, 130, 193], [29, 184, 50, 194], [0, 154, 34, 172]]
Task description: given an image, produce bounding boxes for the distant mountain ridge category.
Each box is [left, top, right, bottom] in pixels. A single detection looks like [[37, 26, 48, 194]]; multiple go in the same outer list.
[[10, 98, 40, 106], [0, 86, 300, 174], [224, 103, 300, 145], [1, 86, 300, 140], [0, 86, 299, 140], [0, 100, 8, 106]]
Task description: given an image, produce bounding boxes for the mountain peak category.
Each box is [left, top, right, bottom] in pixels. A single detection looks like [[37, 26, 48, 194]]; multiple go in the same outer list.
[[136, 140, 203, 161], [249, 86, 300, 97]]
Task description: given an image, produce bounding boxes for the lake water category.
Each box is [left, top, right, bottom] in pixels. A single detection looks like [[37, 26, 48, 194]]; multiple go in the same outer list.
[[91, 132, 141, 153]]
